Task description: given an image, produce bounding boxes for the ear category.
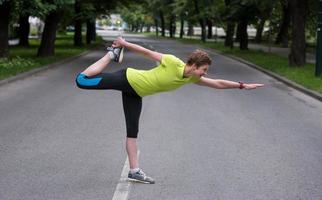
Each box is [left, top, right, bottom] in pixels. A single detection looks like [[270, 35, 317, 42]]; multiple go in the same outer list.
[[191, 64, 197, 70]]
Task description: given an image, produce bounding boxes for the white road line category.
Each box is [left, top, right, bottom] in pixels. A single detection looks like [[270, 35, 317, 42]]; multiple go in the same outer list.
[[111, 156, 131, 200], [112, 151, 140, 200]]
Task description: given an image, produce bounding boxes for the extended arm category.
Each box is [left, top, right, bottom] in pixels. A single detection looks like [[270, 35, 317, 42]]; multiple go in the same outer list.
[[196, 76, 264, 90], [113, 37, 163, 62]]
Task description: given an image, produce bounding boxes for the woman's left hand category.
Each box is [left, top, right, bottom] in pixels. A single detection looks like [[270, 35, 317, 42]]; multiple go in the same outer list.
[[112, 37, 126, 48]]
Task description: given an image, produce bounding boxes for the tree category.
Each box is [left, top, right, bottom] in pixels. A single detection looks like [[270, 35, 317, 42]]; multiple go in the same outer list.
[[254, 1, 274, 43], [172, 0, 196, 39], [37, 0, 73, 57], [223, 0, 235, 48], [0, 0, 11, 58], [227, 0, 265, 50], [142, 0, 161, 36], [193, 0, 206, 42], [74, 0, 83, 46], [119, 3, 145, 32], [275, 0, 291, 47], [86, 0, 123, 44], [159, 10, 165, 36], [289, 0, 307, 66], [16, 0, 43, 47]]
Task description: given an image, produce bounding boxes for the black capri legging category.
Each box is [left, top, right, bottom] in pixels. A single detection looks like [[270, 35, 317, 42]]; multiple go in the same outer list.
[[75, 69, 142, 138]]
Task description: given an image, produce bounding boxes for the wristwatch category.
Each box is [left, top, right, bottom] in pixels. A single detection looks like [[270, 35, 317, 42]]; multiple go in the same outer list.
[[238, 82, 245, 89]]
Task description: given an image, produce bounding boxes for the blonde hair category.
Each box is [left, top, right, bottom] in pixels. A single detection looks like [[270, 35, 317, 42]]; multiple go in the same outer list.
[[186, 49, 211, 67]]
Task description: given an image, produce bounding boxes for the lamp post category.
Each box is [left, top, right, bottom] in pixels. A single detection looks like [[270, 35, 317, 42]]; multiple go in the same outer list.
[[316, 0, 322, 76]]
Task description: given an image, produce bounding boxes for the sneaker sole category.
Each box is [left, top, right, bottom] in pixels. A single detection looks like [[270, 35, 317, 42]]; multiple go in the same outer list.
[[117, 48, 124, 63], [128, 178, 155, 184]]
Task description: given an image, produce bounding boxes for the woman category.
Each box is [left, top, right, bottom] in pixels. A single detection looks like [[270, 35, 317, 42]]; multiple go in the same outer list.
[[76, 37, 264, 184]]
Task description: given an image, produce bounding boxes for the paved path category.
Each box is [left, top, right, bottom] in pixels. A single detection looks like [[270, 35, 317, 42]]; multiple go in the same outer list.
[[1, 31, 322, 200]]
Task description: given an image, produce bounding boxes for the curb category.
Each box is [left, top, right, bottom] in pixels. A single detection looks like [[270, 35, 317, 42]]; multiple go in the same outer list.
[[0, 50, 92, 87], [203, 48, 322, 102]]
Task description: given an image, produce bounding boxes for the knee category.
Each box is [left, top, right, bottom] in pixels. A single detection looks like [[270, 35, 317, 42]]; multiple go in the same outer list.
[[75, 73, 102, 89], [75, 73, 86, 89]]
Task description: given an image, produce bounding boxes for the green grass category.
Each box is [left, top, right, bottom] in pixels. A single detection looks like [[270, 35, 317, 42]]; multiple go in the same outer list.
[[177, 38, 322, 94], [0, 34, 103, 81]]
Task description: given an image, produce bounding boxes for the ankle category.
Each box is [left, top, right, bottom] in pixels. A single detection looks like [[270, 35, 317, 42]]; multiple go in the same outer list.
[[107, 51, 115, 60], [130, 168, 140, 173]]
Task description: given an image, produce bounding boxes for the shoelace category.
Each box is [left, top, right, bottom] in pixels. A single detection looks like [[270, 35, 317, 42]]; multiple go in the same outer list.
[[137, 170, 147, 179]]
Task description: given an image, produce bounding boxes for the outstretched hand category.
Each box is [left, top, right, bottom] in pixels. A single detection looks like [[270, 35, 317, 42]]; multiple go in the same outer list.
[[244, 83, 264, 90], [112, 37, 126, 48]]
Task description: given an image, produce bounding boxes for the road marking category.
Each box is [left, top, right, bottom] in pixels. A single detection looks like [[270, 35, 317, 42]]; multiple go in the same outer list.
[[112, 151, 140, 200]]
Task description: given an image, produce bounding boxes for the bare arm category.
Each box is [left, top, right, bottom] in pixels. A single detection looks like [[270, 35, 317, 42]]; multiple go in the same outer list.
[[196, 76, 264, 90], [113, 37, 163, 62]]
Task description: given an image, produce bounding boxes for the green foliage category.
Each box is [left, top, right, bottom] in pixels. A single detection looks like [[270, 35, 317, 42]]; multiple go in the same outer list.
[[228, 0, 261, 23], [119, 2, 153, 30], [0, 34, 103, 81], [14, 0, 43, 16], [306, 0, 318, 39], [40, 0, 74, 16], [0, 57, 36, 70]]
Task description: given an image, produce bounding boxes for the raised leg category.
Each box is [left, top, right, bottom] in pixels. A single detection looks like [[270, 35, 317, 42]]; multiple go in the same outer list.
[[81, 53, 112, 77]]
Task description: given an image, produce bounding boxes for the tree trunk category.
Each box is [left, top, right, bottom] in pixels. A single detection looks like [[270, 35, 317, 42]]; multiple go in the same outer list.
[[224, 0, 234, 48], [74, 21, 82, 46], [193, 0, 206, 42], [74, 0, 83, 46], [135, 22, 139, 32], [172, 16, 176, 38], [207, 18, 213, 39], [289, 0, 307, 66], [275, 1, 291, 47], [238, 20, 248, 50], [180, 17, 184, 38], [255, 18, 265, 43], [86, 19, 96, 44], [187, 22, 194, 36], [235, 22, 242, 42], [0, 1, 11, 58], [169, 15, 176, 38], [225, 21, 235, 48], [37, 10, 62, 57], [160, 11, 165, 37], [154, 18, 159, 36], [18, 15, 30, 47], [200, 21, 206, 42], [169, 15, 174, 38]]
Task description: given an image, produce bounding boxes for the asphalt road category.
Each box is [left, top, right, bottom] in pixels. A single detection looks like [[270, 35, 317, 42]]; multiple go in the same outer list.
[[1, 32, 322, 200]]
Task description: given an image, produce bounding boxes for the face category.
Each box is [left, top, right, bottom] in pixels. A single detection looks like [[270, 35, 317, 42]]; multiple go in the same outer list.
[[192, 64, 209, 77]]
